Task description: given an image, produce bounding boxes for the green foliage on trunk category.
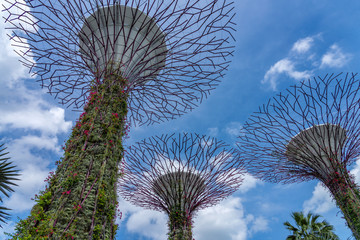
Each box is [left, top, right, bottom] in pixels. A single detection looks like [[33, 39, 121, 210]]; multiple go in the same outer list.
[[167, 204, 192, 240], [8, 73, 128, 239], [326, 167, 360, 240]]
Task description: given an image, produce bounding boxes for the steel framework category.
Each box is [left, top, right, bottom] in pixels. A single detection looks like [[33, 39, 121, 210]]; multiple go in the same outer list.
[[237, 72, 360, 239], [119, 133, 244, 239], [4, 0, 235, 125]]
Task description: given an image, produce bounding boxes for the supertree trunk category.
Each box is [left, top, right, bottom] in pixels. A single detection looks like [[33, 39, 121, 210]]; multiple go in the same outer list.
[[325, 166, 360, 239], [168, 206, 193, 240], [11, 72, 128, 239]]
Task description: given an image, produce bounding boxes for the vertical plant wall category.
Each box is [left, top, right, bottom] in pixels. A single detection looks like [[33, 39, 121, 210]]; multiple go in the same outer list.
[[168, 203, 193, 240], [9, 73, 128, 239], [325, 162, 360, 239]]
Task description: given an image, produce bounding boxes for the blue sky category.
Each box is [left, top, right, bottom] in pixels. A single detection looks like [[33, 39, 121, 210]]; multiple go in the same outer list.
[[1, 0, 360, 239]]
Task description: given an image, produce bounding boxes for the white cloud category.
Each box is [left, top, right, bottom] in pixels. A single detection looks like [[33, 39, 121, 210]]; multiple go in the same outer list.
[[6, 135, 60, 165], [1, 136, 58, 212], [262, 59, 311, 91], [262, 35, 352, 91], [194, 197, 248, 240], [0, 10, 72, 136], [262, 35, 316, 90], [194, 197, 268, 240], [2, 0, 38, 33], [207, 127, 219, 137], [303, 182, 334, 214], [126, 210, 167, 239], [3, 167, 48, 212], [118, 195, 269, 240], [0, 220, 16, 237], [320, 44, 351, 68], [225, 122, 243, 138], [350, 158, 360, 183], [0, 102, 72, 135], [238, 173, 263, 193], [0, 20, 30, 86], [116, 196, 167, 239], [247, 215, 269, 235], [0, 8, 72, 225], [291, 37, 314, 54]]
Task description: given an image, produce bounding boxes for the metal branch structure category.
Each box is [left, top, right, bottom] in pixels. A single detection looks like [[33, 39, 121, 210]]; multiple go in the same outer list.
[[237, 72, 360, 239], [3, 0, 235, 239], [119, 133, 244, 240], [4, 0, 235, 125]]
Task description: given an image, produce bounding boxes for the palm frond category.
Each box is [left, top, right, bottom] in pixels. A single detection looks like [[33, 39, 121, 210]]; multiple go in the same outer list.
[[284, 211, 340, 240], [0, 144, 20, 227]]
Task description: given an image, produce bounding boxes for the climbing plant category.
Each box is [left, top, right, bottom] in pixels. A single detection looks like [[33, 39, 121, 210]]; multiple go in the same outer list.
[[8, 72, 129, 239]]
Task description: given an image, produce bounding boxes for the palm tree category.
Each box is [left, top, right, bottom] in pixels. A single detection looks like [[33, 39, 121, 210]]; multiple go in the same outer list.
[[284, 211, 340, 240], [0, 144, 19, 226]]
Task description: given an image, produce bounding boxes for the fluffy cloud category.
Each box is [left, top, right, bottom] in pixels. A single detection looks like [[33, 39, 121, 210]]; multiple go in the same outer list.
[[0, 6, 72, 232], [262, 58, 311, 91], [320, 44, 351, 68], [262, 36, 351, 91], [206, 123, 243, 139], [0, 220, 16, 237], [207, 127, 219, 137], [262, 36, 317, 90], [3, 166, 50, 212], [1, 135, 60, 212], [291, 37, 314, 54], [238, 172, 263, 193], [246, 215, 269, 235], [225, 121, 243, 138], [194, 197, 268, 240], [0, 101, 72, 135], [350, 158, 360, 183], [118, 195, 268, 240], [0, 9, 71, 136], [116, 196, 167, 239], [5, 135, 61, 165], [303, 183, 334, 214], [126, 210, 167, 239], [0, 24, 30, 86]]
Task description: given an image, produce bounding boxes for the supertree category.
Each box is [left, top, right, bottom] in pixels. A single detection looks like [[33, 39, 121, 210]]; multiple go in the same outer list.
[[237, 72, 360, 239], [3, 0, 235, 238], [119, 133, 244, 240]]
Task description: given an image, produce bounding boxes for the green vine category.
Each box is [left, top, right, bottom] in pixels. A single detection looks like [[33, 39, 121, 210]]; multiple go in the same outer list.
[[324, 158, 360, 240], [167, 204, 193, 240], [8, 70, 129, 239]]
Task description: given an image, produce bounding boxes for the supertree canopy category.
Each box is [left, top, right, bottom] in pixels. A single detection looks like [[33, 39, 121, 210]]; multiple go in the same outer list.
[[119, 133, 244, 240], [3, 0, 235, 239], [4, 0, 235, 125], [237, 72, 360, 239]]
